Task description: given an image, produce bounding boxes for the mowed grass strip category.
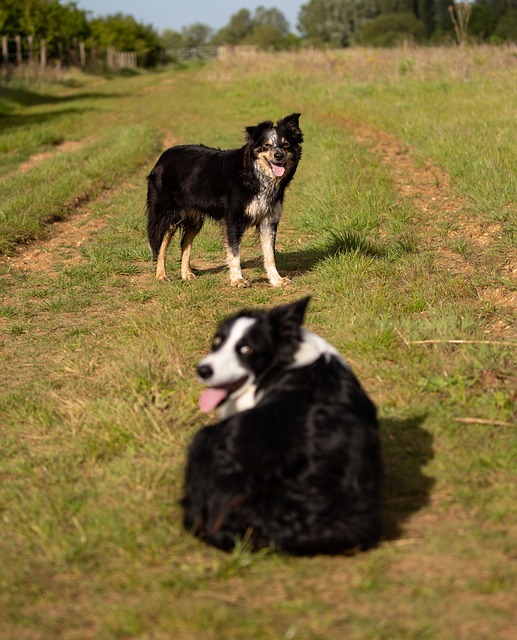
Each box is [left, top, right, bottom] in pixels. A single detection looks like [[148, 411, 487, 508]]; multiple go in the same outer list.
[[0, 123, 162, 253], [0, 51, 516, 639]]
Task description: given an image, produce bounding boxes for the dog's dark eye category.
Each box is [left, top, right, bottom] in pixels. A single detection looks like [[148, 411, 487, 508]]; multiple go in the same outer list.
[[237, 344, 252, 355], [212, 335, 223, 349], [282, 141, 291, 149], [262, 143, 272, 151]]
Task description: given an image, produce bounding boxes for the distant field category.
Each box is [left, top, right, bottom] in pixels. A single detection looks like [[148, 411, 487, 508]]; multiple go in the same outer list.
[[0, 46, 516, 639]]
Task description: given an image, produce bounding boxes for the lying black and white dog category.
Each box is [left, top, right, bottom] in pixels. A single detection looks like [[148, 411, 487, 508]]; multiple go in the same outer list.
[[182, 297, 382, 555]]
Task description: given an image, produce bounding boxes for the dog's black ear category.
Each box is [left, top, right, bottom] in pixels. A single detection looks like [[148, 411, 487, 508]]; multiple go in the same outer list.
[[268, 296, 310, 339], [278, 113, 301, 129], [245, 125, 257, 142], [277, 113, 303, 145], [245, 120, 273, 145]]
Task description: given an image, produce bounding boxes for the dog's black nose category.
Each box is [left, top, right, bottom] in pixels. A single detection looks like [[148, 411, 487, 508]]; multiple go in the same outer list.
[[274, 148, 286, 162], [197, 364, 213, 380]]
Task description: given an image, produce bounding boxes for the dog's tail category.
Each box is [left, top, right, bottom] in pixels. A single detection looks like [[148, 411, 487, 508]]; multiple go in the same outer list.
[[146, 170, 174, 261]]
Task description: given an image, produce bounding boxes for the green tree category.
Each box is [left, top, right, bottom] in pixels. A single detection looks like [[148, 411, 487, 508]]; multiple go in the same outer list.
[[0, 0, 89, 40], [181, 22, 213, 47], [212, 9, 253, 45], [298, 0, 378, 47], [0, 0, 91, 60], [160, 29, 185, 49], [422, 0, 437, 37], [89, 13, 162, 66], [253, 6, 290, 35], [432, 0, 455, 39], [213, 6, 292, 49], [469, 4, 499, 39], [494, 7, 517, 40], [360, 12, 426, 45], [476, 0, 517, 19], [244, 6, 292, 48]]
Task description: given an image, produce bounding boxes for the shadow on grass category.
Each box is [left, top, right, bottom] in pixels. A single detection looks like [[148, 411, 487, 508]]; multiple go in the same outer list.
[[192, 248, 327, 282], [0, 107, 92, 131], [0, 87, 127, 130], [0, 85, 123, 108], [278, 229, 415, 278], [380, 413, 435, 542], [169, 228, 414, 282], [277, 244, 328, 277]]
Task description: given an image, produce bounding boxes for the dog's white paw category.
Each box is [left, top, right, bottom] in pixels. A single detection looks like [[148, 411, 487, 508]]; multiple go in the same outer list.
[[181, 270, 197, 281], [231, 278, 251, 288], [270, 277, 292, 288]]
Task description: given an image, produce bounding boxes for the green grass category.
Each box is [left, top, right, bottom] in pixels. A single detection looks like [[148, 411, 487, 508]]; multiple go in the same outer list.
[[0, 124, 162, 253], [0, 48, 516, 639]]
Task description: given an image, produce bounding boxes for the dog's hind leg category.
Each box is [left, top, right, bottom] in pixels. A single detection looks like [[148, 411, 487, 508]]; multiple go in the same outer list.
[[180, 222, 202, 281], [259, 218, 291, 288], [147, 184, 179, 281], [155, 224, 176, 281]]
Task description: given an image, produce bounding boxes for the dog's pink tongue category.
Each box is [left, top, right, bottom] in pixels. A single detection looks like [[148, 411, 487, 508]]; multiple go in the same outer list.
[[272, 164, 285, 177], [199, 387, 228, 413]]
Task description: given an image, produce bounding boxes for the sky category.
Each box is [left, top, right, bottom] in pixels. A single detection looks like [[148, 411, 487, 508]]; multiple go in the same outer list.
[[76, 1, 305, 34]]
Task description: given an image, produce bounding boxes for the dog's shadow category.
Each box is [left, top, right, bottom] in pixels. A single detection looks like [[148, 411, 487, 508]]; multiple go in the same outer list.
[[276, 244, 328, 277], [379, 413, 435, 542], [278, 231, 388, 278], [191, 232, 382, 281]]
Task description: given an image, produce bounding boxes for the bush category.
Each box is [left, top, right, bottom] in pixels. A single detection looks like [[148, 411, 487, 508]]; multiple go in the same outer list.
[[360, 13, 426, 47], [494, 9, 517, 43], [469, 5, 498, 41]]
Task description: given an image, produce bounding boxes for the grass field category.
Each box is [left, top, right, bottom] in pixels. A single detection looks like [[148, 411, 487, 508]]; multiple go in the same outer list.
[[0, 46, 516, 639]]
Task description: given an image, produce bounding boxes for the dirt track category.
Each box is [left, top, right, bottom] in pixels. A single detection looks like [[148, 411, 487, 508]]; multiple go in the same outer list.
[[4, 124, 514, 338]]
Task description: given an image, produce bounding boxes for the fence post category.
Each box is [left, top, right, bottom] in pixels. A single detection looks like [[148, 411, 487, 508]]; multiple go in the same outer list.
[[15, 35, 22, 65], [28, 35, 33, 63], [79, 41, 86, 68], [89, 45, 96, 70], [40, 39, 46, 68], [1, 36, 7, 66]]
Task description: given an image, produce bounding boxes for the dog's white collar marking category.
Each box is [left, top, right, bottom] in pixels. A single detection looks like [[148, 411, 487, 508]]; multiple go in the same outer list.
[[291, 329, 347, 369], [218, 381, 259, 419], [220, 329, 346, 416]]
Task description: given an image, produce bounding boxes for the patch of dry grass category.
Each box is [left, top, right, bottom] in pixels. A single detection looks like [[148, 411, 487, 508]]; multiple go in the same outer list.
[[206, 44, 517, 84]]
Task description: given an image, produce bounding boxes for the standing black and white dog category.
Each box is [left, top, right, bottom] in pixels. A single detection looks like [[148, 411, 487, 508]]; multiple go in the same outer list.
[[146, 113, 303, 287], [182, 297, 382, 555]]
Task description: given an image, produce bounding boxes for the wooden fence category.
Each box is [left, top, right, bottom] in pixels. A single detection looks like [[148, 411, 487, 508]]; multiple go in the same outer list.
[[0, 35, 137, 72], [2, 38, 267, 75], [167, 45, 260, 62], [166, 45, 219, 61]]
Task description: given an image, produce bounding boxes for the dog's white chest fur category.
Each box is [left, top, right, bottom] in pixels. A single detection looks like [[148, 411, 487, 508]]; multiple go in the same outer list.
[[245, 166, 283, 223], [218, 383, 258, 419], [245, 194, 282, 224]]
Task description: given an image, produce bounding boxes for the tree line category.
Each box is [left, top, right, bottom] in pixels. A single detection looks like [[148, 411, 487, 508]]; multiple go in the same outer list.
[[163, 1, 517, 49], [1, 0, 516, 69], [0, 0, 162, 67], [297, 0, 517, 47]]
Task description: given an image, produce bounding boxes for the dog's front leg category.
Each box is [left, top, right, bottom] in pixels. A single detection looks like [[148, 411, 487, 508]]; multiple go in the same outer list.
[[259, 219, 291, 288], [225, 221, 250, 287]]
